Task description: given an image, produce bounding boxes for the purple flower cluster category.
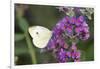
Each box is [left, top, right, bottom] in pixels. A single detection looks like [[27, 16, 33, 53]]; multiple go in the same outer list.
[[47, 15, 89, 62], [69, 43, 81, 62], [48, 40, 81, 62], [57, 15, 90, 40], [56, 43, 81, 62]]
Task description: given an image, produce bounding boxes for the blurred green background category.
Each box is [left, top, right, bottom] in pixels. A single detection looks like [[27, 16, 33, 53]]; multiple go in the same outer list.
[[15, 4, 94, 65]]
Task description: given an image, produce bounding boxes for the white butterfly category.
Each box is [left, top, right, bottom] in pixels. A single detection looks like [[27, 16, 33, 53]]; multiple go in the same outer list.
[[28, 26, 52, 48]]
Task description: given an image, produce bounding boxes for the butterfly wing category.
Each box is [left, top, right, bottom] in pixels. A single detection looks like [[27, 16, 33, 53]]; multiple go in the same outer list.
[[28, 26, 52, 48]]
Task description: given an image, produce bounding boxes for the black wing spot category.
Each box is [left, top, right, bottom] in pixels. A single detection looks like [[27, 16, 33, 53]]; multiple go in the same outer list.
[[36, 32, 39, 34]]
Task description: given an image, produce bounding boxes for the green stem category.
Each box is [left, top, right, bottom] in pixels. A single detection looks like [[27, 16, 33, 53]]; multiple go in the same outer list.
[[16, 9, 37, 64], [25, 32, 37, 64]]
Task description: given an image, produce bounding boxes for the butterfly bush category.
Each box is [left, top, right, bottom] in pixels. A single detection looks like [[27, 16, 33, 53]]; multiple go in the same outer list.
[[47, 7, 91, 62]]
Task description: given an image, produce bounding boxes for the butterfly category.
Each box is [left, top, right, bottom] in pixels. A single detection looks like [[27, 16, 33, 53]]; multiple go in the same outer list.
[[28, 26, 52, 48]]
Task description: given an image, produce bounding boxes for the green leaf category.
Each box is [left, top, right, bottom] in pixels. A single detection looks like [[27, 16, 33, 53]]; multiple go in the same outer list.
[[15, 33, 25, 41]]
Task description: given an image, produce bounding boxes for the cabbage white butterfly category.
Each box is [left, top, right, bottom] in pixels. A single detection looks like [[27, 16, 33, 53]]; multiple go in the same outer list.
[[28, 26, 52, 48]]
